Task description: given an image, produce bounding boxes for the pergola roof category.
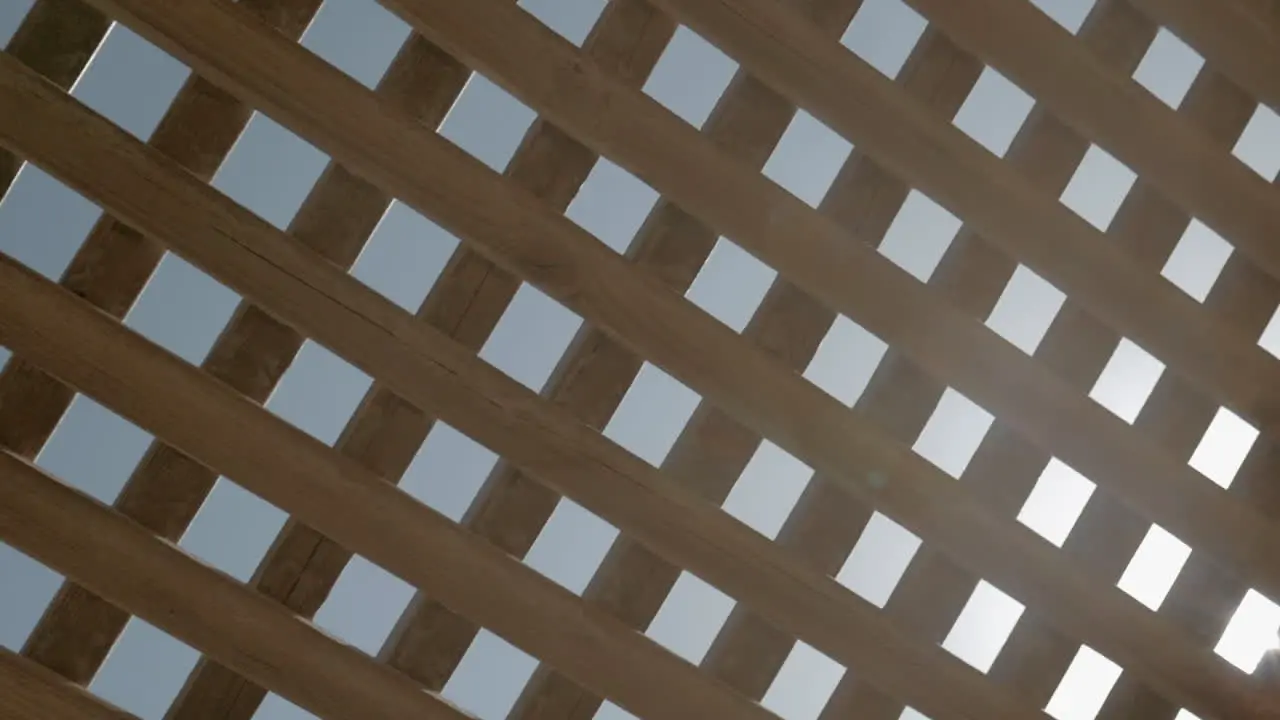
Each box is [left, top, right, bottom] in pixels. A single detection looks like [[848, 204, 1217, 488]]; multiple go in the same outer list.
[[1, 0, 1278, 718]]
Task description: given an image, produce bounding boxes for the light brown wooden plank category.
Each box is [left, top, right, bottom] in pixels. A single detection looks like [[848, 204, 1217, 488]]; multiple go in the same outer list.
[[55, 1, 1278, 716], [14, 0, 337, 686], [0, 51, 1036, 720], [510, 17, 976, 719], [168, 3, 673, 716], [0, 451, 473, 720], [0, 0, 110, 196], [825, 49, 1269, 720], [903, 0, 1280, 283], [365, 0, 1280, 614], [0, 648, 137, 720], [1128, 0, 1280, 113], [386, 1, 862, 707]]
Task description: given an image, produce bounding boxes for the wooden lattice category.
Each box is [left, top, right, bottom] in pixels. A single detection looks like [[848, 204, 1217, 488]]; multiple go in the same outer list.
[[1, 0, 1278, 718]]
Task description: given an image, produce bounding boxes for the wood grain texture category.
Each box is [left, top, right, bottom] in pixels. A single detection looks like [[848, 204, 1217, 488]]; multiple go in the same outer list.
[[366, 0, 1280, 621], [0, 50, 1036, 720], [0, 648, 137, 720], [1128, 0, 1280, 113], [904, 0, 1280, 285], [0, 452, 474, 720], [9, 0, 325, 688], [54, 1, 1278, 716]]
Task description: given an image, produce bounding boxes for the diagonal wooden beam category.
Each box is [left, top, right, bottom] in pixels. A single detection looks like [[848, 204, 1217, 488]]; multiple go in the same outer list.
[[0, 51, 1043, 720], [902, 0, 1280, 284], [166, 3, 676, 717], [53, 1, 1279, 716], [824, 47, 1272, 720], [1127, 0, 1280, 113], [0, 451, 474, 720], [0, 648, 138, 720], [382, 0, 863, 705], [507, 17, 979, 718]]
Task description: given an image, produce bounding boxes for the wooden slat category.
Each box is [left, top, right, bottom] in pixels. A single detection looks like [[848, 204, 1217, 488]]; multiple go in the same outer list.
[[1128, 0, 1280, 113], [903, 0, 1280, 285], [0, 648, 137, 720], [169, 3, 674, 716], [825, 45, 1270, 720], [0, 0, 110, 196], [385, 1, 863, 708], [368, 0, 1280, 612], [55, 1, 1277, 716], [15, 0, 339, 686], [510, 17, 978, 719], [0, 52, 1039, 720], [0, 452, 473, 720]]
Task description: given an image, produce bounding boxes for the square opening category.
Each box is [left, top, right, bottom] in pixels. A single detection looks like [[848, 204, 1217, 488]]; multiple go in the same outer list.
[[952, 67, 1035, 158], [439, 73, 537, 172], [762, 110, 854, 208], [836, 511, 921, 607], [642, 26, 738, 130], [840, 0, 927, 80], [913, 388, 994, 478], [685, 238, 776, 333], [1131, 27, 1204, 110], [942, 580, 1025, 673]]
